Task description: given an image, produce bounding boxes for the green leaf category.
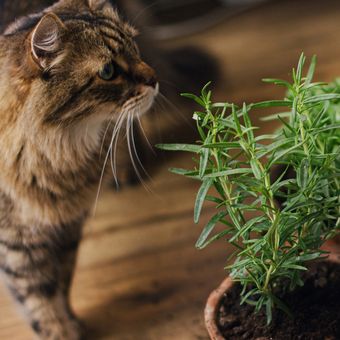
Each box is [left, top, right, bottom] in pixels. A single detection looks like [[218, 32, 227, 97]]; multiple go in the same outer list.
[[156, 143, 200, 153], [304, 93, 340, 104], [312, 124, 340, 133], [232, 104, 242, 135], [310, 102, 329, 128], [297, 159, 309, 189], [250, 159, 262, 180], [241, 127, 259, 137], [205, 168, 253, 178], [240, 288, 258, 305], [296, 253, 323, 262], [226, 206, 242, 230], [197, 121, 207, 140], [272, 179, 296, 194], [205, 195, 224, 204], [201, 81, 212, 99], [230, 216, 267, 242], [251, 100, 292, 109], [198, 229, 232, 249], [195, 212, 227, 249], [168, 168, 199, 178], [202, 142, 240, 149], [254, 134, 279, 141], [261, 112, 292, 122], [180, 93, 205, 106], [305, 81, 328, 89], [281, 264, 307, 271], [278, 115, 295, 133], [272, 295, 292, 318], [211, 102, 233, 108], [296, 52, 306, 84], [242, 103, 254, 142], [268, 142, 303, 167], [305, 55, 316, 86], [266, 299, 273, 325], [257, 137, 294, 159], [262, 78, 292, 89], [194, 178, 213, 223], [199, 147, 210, 178]]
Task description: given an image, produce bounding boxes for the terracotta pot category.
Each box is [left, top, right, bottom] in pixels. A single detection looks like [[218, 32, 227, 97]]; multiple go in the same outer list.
[[204, 246, 340, 340], [204, 276, 232, 340], [322, 239, 340, 261], [323, 235, 340, 253]]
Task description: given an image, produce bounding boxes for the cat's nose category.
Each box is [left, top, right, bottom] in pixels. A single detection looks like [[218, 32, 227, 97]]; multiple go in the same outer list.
[[134, 62, 157, 88]]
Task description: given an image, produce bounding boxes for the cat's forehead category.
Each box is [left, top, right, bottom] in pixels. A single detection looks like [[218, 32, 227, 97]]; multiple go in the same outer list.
[[55, 13, 139, 76], [5, 7, 138, 58], [65, 20, 140, 74], [46, 8, 138, 52]]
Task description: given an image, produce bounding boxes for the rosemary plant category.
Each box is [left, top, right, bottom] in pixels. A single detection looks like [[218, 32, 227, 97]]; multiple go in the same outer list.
[[157, 54, 340, 323]]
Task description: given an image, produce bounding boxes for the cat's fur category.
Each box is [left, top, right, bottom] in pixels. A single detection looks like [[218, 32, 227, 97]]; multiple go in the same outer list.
[[0, 0, 157, 338]]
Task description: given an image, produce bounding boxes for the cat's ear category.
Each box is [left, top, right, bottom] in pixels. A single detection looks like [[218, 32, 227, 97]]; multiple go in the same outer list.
[[30, 13, 65, 69], [87, 0, 112, 11]]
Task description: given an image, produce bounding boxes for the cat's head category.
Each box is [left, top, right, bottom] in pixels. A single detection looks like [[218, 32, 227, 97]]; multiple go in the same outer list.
[[4, 0, 158, 129]]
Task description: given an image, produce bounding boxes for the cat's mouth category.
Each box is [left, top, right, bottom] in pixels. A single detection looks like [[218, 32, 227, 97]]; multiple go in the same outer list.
[[122, 83, 159, 117]]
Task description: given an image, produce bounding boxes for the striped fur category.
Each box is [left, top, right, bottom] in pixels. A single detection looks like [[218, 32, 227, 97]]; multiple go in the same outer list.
[[0, 0, 157, 338]]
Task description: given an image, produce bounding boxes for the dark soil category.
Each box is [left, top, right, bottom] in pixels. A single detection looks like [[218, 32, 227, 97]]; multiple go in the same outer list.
[[217, 260, 340, 340]]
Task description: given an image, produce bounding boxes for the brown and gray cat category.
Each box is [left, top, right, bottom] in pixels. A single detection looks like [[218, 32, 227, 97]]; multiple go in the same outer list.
[[1, 0, 219, 186], [0, 0, 157, 338]]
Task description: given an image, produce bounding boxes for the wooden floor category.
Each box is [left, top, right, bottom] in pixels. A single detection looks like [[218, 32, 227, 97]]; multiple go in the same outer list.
[[1, 0, 340, 339]]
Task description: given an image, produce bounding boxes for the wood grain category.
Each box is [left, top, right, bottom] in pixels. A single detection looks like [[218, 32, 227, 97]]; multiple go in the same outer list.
[[1, 0, 340, 339]]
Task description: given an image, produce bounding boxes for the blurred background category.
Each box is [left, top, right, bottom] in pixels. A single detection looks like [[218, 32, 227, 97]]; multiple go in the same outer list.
[[0, 0, 340, 339], [131, 0, 267, 39]]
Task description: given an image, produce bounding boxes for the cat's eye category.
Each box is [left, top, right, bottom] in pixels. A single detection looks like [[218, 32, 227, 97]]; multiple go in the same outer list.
[[98, 62, 116, 81]]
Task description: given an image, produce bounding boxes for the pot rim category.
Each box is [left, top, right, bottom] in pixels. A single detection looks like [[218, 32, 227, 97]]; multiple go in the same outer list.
[[204, 275, 233, 340], [204, 244, 340, 340]]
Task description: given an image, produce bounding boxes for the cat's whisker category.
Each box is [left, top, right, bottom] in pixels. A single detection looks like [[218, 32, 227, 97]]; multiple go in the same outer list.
[[112, 110, 128, 185], [126, 114, 140, 180], [159, 78, 178, 88], [158, 91, 189, 120], [154, 96, 168, 114], [157, 92, 180, 113], [93, 134, 113, 214], [94, 109, 125, 213], [100, 114, 115, 157], [126, 113, 153, 193], [130, 114, 152, 180], [109, 147, 117, 188], [136, 113, 156, 154], [110, 109, 127, 184], [154, 95, 185, 128], [154, 97, 178, 125], [158, 92, 194, 129]]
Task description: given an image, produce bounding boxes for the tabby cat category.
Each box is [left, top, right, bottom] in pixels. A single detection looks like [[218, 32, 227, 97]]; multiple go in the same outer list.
[[0, 0, 157, 339]]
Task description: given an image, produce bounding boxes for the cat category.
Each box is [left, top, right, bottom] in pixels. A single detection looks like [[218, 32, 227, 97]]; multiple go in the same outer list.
[[0, 0, 158, 339], [0, 0, 219, 185]]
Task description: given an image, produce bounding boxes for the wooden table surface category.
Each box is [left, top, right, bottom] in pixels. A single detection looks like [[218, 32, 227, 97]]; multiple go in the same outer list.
[[1, 0, 340, 339]]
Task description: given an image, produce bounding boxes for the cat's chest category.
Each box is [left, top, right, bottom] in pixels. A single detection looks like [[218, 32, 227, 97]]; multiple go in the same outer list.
[[0, 119, 112, 226], [1, 142, 106, 227]]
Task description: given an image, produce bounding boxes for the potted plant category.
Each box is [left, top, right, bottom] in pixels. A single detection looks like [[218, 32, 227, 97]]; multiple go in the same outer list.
[[157, 54, 340, 339]]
